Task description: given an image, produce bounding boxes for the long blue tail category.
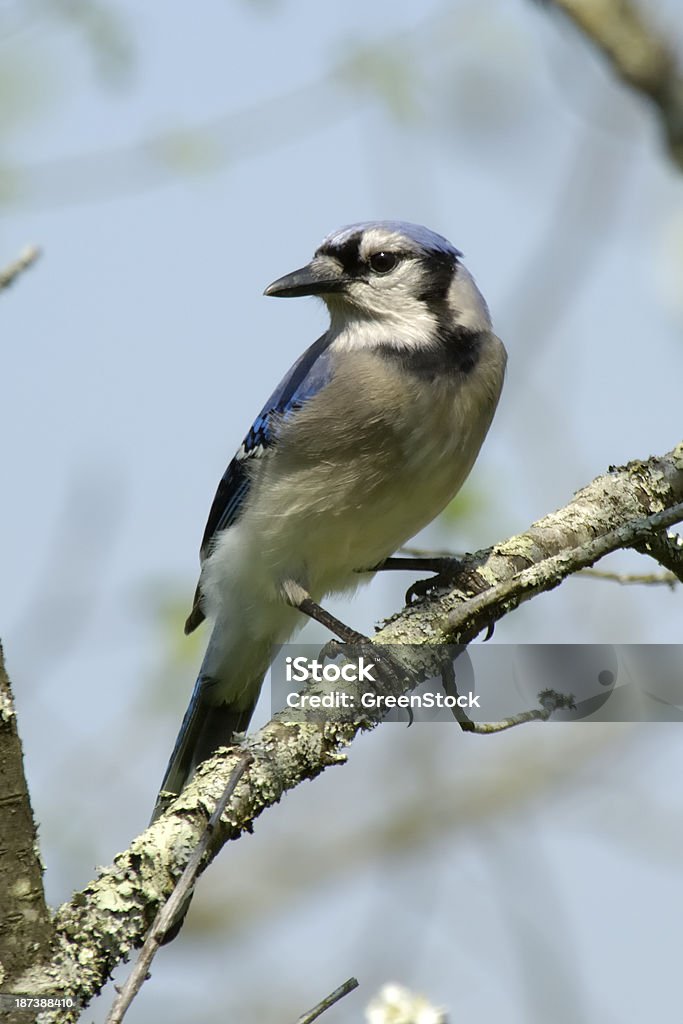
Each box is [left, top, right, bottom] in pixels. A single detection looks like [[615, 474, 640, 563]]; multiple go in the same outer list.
[[151, 681, 258, 822], [149, 622, 271, 939], [151, 622, 270, 823]]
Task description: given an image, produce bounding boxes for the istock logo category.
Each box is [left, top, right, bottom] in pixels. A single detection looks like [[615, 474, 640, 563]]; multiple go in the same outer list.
[[285, 655, 376, 683]]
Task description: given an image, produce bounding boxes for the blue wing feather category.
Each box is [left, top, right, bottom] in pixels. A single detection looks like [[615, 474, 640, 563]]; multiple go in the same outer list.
[[185, 331, 335, 634], [199, 331, 335, 558]]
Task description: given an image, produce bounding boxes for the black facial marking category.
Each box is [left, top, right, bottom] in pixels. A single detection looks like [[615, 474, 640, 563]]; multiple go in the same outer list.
[[416, 251, 458, 306], [377, 328, 484, 379], [317, 234, 365, 277]]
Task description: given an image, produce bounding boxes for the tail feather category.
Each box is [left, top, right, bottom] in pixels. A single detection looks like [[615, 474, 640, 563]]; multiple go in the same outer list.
[[151, 688, 258, 822], [152, 622, 273, 821], [150, 622, 273, 939]]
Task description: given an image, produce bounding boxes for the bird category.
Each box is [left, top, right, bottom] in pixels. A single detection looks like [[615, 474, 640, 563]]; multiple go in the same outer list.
[[153, 220, 507, 819]]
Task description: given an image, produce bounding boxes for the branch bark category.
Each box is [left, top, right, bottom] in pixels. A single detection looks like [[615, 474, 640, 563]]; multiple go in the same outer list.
[[540, 0, 683, 168], [375, 444, 683, 653], [4, 441, 683, 1021], [635, 529, 683, 582], [0, 645, 52, 1017]]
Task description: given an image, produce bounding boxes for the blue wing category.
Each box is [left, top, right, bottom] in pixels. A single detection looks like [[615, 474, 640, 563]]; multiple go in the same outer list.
[[185, 332, 335, 633]]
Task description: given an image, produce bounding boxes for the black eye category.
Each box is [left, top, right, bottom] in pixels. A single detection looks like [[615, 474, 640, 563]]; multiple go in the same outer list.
[[368, 251, 398, 274]]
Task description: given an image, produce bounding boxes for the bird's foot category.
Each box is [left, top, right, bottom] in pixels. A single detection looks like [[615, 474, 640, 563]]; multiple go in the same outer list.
[[319, 640, 413, 726], [282, 579, 415, 723], [359, 555, 488, 606], [404, 557, 489, 605]]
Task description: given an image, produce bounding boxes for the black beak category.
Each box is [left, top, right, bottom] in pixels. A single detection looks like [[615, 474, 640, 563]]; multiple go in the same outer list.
[[264, 259, 346, 298]]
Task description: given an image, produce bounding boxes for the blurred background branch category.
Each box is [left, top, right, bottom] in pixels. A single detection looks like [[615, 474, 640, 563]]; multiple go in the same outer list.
[[578, 566, 679, 586], [539, 0, 683, 167], [0, 3, 457, 209], [0, 244, 40, 290], [295, 977, 359, 1024]]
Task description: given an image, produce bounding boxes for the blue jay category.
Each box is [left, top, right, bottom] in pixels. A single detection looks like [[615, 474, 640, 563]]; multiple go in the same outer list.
[[154, 221, 506, 815]]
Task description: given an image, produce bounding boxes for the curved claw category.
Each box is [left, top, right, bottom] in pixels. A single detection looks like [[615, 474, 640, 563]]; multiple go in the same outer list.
[[320, 639, 345, 663], [406, 564, 491, 607], [405, 577, 435, 605]]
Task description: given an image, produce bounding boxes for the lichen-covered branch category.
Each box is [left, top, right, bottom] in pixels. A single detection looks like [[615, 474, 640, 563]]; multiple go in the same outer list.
[[446, 500, 683, 641], [539, 0, 683, 168], [0, 645, 52, 1014], [374, 444, 683, 659], [8, 441, 683, 1022], [104, 755, 254, 1024], [33, 716, 366, 1022]]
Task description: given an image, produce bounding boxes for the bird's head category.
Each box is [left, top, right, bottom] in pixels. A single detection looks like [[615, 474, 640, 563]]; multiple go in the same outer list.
[[264, 221, 491, 337]]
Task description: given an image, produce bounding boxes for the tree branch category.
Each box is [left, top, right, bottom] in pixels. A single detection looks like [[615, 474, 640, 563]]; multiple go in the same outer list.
[[539, 0, 683, 168], [104, 754, 253, 1024], [10, 441, 683, 1021], [636, 529, 683, 582], [447, 501, 683, 641], [402, 548, 681, 588], [0, 246, 41, 292], [295, 977, 359, 1024], [0, 644, 52, 1011], [375, 444, 683, 653]]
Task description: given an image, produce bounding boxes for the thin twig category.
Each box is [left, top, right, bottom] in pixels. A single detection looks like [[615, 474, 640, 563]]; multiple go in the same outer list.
[[402, 547, 680, 589], [0, 245, 41, 291], [104, 754, 253, 1024], [295, 977, 359, 1024], [577, 567, 678, 587], [461, 690, 576, 734], [448, 501, 683, 640], [441, 658, 574, 734]]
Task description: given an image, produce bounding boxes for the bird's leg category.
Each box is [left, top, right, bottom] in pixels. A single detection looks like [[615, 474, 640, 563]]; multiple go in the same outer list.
[[282, 580, 368, 645], [282, 580, 412, 714], [360, 556, 489, 605]]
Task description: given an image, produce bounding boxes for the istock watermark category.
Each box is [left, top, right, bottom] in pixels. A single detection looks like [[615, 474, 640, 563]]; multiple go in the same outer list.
[[285, 655, 377, 684], [269, 644, 683, 725]]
